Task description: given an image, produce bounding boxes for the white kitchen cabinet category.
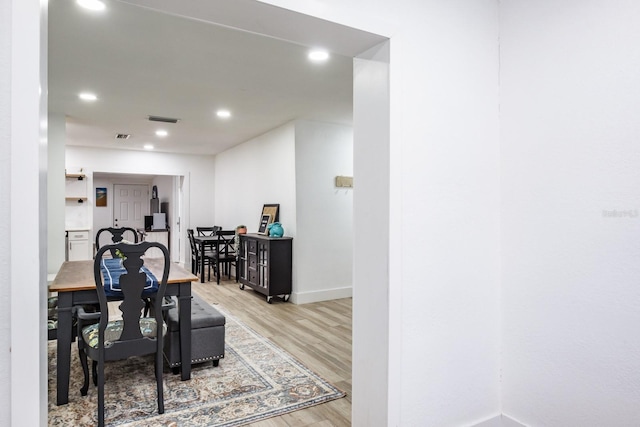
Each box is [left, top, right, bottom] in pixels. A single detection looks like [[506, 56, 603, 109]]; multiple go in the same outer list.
[[67, 230, 91, 261]]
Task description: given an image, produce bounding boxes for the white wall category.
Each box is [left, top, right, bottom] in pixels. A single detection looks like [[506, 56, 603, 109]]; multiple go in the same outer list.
[[3, 0, 46, 425], [47, 113, 66, 277], [0, 2, 13, 425], [393, 4, 502, 425], [294, 120, 353, 303], [500, 1, 640, 425], [352, 43, 391, 426], [214, 120, 354, 304], [214, 123, 296, 232]]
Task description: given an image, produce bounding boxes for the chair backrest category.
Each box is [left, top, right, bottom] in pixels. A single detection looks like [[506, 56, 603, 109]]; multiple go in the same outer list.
[[197, 226, 220, 237], [187, 229, 197, 257], [95, 227, 139, 257], [93, 241, 170, 355], [216, 230, 237, 259]]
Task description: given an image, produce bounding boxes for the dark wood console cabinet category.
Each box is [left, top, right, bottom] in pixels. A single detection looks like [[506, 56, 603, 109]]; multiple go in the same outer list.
[[238, 233, 292, 303]]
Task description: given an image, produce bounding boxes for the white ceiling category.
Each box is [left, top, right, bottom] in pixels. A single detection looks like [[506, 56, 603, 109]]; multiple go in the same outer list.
[[48, 0, 385, 156]]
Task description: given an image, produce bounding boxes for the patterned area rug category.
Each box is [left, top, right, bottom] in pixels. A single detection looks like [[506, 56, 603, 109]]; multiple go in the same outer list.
[[48, 304, 345, 426]]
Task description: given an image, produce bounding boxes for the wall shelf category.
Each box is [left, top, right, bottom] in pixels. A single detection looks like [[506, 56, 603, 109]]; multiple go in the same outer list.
[[65, 197, 87, 203], [65, 173, 85, 180], [65, 174, 88, 199]]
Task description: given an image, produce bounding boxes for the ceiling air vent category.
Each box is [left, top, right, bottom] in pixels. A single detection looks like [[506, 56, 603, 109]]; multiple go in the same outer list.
[[115, 133, 131, 140], [148, 115, 180, 124]]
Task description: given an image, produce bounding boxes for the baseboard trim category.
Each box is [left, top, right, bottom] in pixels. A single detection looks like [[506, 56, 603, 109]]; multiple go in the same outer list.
[[290, 286, 352, 304], [472, 414, 526, 427]]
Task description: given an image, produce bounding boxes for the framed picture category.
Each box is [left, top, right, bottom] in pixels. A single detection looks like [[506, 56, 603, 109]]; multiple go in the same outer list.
[[96, 187, 107, 207], [261, 204, 279, 223], [258, 214, 272, 235]]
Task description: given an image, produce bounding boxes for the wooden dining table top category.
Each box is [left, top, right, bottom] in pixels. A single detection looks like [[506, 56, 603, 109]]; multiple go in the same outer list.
[[49, 258, 198, 293]]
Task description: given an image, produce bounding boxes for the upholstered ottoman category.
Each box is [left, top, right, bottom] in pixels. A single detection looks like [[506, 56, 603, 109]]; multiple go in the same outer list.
[[163, 292, 225, 373]]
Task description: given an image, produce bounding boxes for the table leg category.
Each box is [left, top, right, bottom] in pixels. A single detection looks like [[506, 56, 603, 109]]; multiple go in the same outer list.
[[199, 242, 206, 283], [178, 283, 192, 380], [56, 293, 73, 405]]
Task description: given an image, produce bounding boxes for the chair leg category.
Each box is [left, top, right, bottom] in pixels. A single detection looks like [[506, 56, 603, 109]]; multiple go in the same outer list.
[[143, 298, 151, 316], [156, 353, 164, 414], [92, 360, 98, 386], [79, 350, 90, 396], [97, 361, 105, 427]]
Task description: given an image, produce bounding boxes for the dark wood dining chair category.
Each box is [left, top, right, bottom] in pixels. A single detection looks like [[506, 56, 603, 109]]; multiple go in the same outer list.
[[187, 228, 216, 281], [76, 241, 171, 427], [95, 226, 150, 313], [95, 227, 139, 258], [214, 230, 237, 284], [196, 226, 220, 263], [196, 226, 220, 236]]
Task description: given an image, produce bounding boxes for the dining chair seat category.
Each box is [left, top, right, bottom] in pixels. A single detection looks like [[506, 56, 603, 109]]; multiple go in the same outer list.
[[81, 318, 167, 349]]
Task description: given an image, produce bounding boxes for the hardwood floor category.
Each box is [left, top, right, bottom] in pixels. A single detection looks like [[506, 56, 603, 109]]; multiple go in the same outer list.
[[192, 278, 352, 427]]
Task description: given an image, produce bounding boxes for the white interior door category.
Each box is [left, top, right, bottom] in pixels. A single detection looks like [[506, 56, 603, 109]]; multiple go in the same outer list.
[[113, 184, 149, 230]]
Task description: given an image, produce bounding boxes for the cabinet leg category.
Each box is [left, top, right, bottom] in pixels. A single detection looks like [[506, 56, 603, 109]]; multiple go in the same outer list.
[[267, 296, 272, 304], [239, 283, 245, 290]]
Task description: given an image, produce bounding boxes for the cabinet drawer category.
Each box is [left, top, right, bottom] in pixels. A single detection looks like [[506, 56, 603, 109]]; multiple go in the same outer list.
[[248, 269, 259, 285], [248, 239, 258, 254], [248, 255, 257, 270], [68, 231, 89, 240]]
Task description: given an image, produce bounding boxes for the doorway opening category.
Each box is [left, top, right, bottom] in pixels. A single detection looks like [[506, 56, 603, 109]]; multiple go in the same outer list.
[[92, 172, 185, 264], [43, 1, 391, 424]]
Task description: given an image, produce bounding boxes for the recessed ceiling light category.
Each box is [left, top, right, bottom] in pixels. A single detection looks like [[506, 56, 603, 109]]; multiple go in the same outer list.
[[216, 110, 231, 118], [78, 92, 97, 102], [155, 130, 168, 137], [143, 144, 154, 150], [76, 0, 106, 11], [308, 49, 330, 62]]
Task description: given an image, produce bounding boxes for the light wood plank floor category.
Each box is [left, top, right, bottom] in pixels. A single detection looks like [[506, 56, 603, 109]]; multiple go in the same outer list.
[[192, 277, 352, 427]]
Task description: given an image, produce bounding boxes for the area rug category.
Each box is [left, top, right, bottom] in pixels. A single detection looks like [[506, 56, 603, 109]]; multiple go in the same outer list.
[[48, 304, 345, 426]]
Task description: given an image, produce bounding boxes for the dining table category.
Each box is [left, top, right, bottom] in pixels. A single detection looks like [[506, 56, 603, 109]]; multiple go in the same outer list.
[[49, 258, 198, 406]]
